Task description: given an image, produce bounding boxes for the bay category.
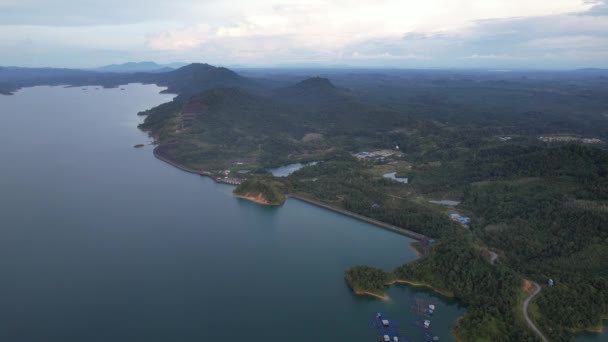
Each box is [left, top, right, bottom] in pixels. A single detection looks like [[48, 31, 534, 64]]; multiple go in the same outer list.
[[0, 85, 465, 342]]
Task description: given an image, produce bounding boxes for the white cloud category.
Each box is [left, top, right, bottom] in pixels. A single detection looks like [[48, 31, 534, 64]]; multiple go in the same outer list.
[[148, 25, 210, 50], [1, 0, 607, 68], [350, 51, 431, 60], [145, 0, 595, 53], [528, 35, 608, 49], [463, 54, 518, 60]]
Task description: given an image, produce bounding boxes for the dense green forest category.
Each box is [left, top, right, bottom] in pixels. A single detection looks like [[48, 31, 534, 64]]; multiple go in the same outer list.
[[283, 157, 461, 238], [459, 146, 608, 340], [286, 146, 605, 340]]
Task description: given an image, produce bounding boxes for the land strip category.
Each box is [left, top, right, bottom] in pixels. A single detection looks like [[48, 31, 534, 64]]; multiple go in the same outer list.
[[153, 145, 201, 175], [286, 194, 427, 241]]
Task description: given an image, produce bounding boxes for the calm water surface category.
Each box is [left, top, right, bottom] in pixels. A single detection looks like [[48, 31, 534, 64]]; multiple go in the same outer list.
[[0, 85, 467, 341], [578, 323, 608, 342]]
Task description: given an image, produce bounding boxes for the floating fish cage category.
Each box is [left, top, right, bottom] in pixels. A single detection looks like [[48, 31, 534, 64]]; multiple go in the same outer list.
[[411, 298, 437, 317], [370, 313, 406, 342], [412, 319, 432, 329], [424, 331, 440, 341], [370, 313, 401, 329], [380, 335, 407, 342]]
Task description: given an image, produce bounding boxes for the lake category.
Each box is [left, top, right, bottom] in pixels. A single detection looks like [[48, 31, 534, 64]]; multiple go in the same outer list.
[[578, 325, 608, 342], [0, 84, 465, 341]]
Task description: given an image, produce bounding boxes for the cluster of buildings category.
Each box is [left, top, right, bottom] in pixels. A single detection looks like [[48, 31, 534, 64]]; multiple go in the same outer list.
[[197, 169, 243, 185], [538, 136, 603, 144], [449, 213, 471, 226], [353, 150, 401, 161], [582, 138, 603, 144]]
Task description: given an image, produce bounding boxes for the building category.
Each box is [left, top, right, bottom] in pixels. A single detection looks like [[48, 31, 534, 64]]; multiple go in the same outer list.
[[458, 217, 471, 225], [449, 213, 471, 226]]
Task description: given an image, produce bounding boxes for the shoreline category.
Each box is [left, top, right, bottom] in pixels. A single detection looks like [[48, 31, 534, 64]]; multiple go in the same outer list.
[[151, 144, 466, 337], [286, 194, 428, 241], [152, 145, 429, 242], [410, 241, 423, 257], [349, 278, 454, 303], [576, 317, 607, 334], [388, 279, 454, 298], [153, 145, 202, 175], [153, 145, 243, 185], [353, 290, 389, 301], [234, 193, 278, 206]]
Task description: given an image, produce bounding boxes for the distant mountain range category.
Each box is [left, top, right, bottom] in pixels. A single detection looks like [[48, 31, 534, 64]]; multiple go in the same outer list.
[[0, 63, 261, 95], [92, 62, 189, 73]]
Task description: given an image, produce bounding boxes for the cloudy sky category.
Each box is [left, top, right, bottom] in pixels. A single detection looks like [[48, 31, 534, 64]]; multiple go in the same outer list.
[[1, 0, 607, 68]]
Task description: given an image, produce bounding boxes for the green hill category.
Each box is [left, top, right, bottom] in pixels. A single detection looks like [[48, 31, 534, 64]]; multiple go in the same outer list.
[[147, 63, 258, 95]]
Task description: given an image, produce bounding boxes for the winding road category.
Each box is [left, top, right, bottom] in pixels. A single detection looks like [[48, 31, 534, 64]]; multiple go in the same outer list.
[[523, 281, 548, 342]]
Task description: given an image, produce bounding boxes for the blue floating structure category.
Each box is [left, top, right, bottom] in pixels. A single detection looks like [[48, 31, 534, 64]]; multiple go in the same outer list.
[[370, 313, 406, 341], [412, 298, 437, 317], [409, 297, 440, 340], [423, 331, 440, 341], [412, 319, 433, 331], [458, 216, 471, 225]]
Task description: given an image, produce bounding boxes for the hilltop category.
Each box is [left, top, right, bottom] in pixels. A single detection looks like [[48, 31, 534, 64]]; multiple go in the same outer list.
[[138, 73, 420, 169], [147, 63, 257, 95]]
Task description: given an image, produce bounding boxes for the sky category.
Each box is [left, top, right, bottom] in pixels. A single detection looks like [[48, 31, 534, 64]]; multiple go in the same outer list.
[[0, 0, 607, 69]]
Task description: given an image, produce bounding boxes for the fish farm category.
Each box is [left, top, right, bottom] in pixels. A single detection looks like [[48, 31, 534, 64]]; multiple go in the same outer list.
[[370, 297, 441, 341], [370, 313, 405, 341]]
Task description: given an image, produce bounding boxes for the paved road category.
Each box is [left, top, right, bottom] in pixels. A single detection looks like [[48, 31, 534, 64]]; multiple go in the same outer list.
[[523, 281, 548, 342]]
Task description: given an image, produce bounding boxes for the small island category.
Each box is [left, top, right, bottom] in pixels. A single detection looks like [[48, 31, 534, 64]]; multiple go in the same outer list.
[[233, 178, 286, 206]]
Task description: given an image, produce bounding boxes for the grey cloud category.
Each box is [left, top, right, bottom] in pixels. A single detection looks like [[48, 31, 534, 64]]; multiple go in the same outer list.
[[340, 3, 608, 68], [0, 0, 218, 26], [580, 0, 608, 15], [1, 0, 606, 68]]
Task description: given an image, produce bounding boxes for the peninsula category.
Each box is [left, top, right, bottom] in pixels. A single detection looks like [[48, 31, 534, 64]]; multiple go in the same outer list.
[[233, 178, 285, 206]]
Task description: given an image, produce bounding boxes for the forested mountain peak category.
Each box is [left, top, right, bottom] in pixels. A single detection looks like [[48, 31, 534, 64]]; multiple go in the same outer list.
[[151, 63, 255, 95], [166, 63, 244, 82], [293, 76, 337, 90], [272, 76, 350, 104]]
